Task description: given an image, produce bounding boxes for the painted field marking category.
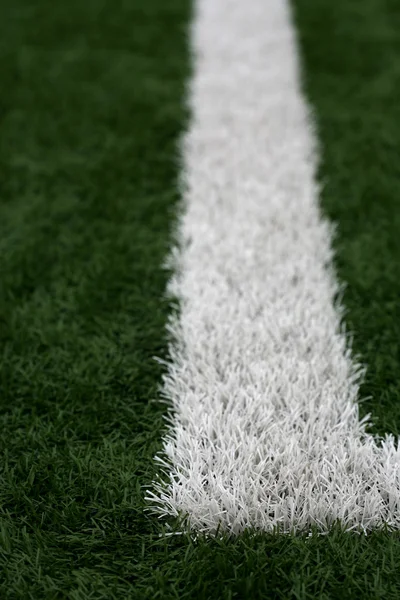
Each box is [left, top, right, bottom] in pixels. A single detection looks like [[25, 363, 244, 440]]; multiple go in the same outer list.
[[145, 0, 400, 535]]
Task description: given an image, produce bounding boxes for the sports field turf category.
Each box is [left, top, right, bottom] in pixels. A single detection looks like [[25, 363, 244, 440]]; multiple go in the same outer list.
[[295, 0, 400, 439], [1, 0, 400, 598]]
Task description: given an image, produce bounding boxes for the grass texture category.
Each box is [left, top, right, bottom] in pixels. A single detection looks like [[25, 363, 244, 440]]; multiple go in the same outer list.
[[145, 0, 400, 537], [0, 0, 191, 596], [1, 0, 400, 598], [294, 0, 400, 439]]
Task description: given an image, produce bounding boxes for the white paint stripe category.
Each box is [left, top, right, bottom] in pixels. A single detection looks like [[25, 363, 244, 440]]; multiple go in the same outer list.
[[145, 0, 400, 535]]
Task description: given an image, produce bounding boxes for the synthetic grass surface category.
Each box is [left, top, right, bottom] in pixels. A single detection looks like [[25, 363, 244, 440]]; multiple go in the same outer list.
[[0, 0, 192, 596], [294, 0, 400, 439], [1, 0, 400, 599]]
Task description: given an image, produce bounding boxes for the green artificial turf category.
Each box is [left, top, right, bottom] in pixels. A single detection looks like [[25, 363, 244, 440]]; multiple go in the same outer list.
[[1, 0, 400, 599], [0, 0, 191, 596], [293, 0, 400, 439]]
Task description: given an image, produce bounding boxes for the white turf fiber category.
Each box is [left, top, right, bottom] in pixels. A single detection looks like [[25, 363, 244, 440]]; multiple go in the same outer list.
[[145, 0, 400, 535]]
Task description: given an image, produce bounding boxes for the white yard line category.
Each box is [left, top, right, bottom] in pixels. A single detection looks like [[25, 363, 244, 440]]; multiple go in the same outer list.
[[145, 0, 400, 535]]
